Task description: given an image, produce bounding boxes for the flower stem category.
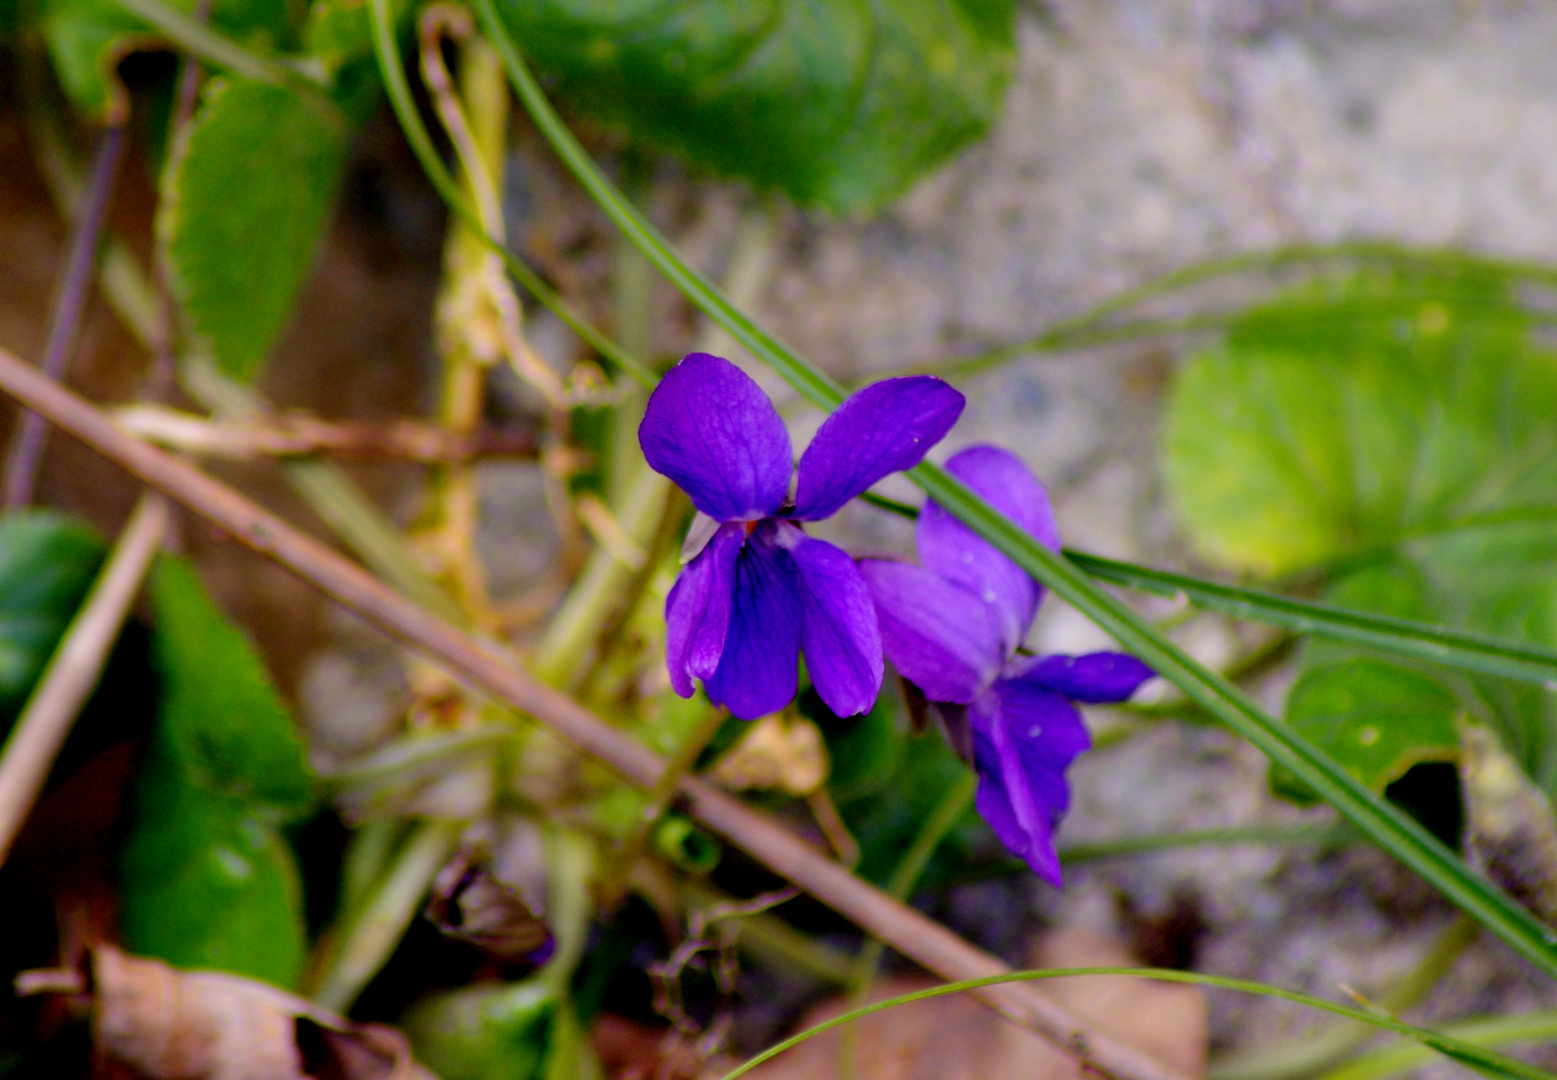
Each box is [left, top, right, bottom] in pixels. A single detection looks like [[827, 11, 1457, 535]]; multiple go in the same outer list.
[[309, 818, 463, 1012]]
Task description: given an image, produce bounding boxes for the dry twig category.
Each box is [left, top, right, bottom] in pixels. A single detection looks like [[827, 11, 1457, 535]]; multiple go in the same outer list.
[[0, 492, 167, 865], [0, 344, 1192, 1080]]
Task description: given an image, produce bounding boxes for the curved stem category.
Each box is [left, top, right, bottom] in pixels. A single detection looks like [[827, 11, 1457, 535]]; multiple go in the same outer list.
[[717, 966, 1555, 1080]]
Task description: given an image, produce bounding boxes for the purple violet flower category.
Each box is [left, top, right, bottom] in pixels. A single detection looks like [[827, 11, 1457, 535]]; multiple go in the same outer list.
[[640, 353, 965, 721], [858, 446, 1154, 886]]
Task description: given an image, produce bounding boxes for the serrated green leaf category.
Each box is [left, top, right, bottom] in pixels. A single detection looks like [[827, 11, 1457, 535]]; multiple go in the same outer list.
[[159, 76, 349, 381], [0, 511, 106, 721], [118, 556, 314, 988], [42, 0, 292, 116], [487, 0, 1016, 213]]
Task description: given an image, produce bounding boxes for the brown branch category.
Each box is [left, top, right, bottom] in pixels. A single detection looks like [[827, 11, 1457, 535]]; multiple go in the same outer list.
[[0, 492, 167, 865], [113, 404, 541, 462], [0, 343, 1191, 1080]]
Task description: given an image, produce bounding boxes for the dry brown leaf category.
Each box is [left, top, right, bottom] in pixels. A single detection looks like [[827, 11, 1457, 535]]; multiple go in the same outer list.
[[740, 927, 1206, 1080], [83, 945, 440, 1080], [1461, 723, 1557, 924], [710, 714, 828, 797]]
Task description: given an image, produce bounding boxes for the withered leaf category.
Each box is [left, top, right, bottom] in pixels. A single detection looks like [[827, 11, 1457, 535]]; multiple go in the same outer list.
[[84, 945, 439, 1080], [425, 848, 552, 962]]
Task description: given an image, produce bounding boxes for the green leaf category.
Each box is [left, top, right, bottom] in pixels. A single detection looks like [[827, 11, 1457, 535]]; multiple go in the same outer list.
[[1278, 658, 1460, 799], [487, 0, 1016, 213], [1165, 273, 1557, 577], [0, 512, 106, 721], [403, 979, 554, 1080], [43, 0, 293, 116], [158, 76, 349, 381], [1165, 272, 1557, 801], [118, 556, 314, 988]]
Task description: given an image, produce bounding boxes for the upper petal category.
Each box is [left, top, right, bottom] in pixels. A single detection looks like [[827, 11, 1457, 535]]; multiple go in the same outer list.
[[703, 524, 802, 720], [663, 522, 745, 697], [1010, 652, 1155, 703], [791, 377, 964, 521], [918, 445, 1059, 655], [778, 529, 883, 717], [858, 558, 1002, 704], [639, 353, 792, 521], [968, 680, 1090, 887]]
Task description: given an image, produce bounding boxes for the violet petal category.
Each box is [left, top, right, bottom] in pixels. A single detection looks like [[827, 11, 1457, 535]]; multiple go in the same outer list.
[[1010, 652, 1156, 703], [779, 528, 883, 717], [858, 558, 1002, 704], [703, 524, 802, 719], [663, 523, 745, 697], [918, 445, 1059, 654], [968, 679, 1090, 887], [792, 376, 964, 521], [639, 353, 792, 522]]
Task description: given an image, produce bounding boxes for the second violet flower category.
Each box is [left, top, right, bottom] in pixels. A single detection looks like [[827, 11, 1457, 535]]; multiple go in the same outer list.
[[640, 353, 964, 721]]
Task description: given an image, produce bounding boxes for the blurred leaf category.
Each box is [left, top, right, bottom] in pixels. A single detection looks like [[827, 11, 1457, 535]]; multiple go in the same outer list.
[[488, 0, 1017, 213], [403, 979, 554, 1080], [41, 0, 293, 116], [1166, 272, 1557, 577], [811, 687, 993, 889], [301, 0, 405, 76], [0, 511, 105, 721], [159, 76, 349, 381], [1276, 658, 1460, 802], [119, 557, 314, 988], [1164, 269, 1557, 799]]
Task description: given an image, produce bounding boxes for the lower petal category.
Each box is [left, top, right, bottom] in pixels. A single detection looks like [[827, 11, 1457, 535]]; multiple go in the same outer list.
[[782, 531, 883, 717], [663, 523, 745, 696], [703, 527, 802, 720], [968, 682, 1090, 887], [1010, 652, 1155, 703]]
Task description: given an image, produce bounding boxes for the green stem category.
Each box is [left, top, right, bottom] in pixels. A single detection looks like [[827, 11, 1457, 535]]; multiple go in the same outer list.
[[478, 13, 1557, 981], [1209, 914, 1481, 1080], [530, 464, 671, 688], [840, 772, 978, 1079], [364, 0, 650, 386], [310, 818, 462, 1012]]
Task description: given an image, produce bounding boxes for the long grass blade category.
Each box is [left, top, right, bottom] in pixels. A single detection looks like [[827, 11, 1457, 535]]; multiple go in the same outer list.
[[715, 967, 1556, 1080], [1068, 550, 1557, 688]]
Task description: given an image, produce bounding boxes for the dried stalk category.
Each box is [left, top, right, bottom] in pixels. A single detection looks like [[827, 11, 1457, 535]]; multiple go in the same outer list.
[[0, 493, 168, 864], [0, 344, 1192, 1080], [114, 404, 540, 462], [4, 123, 127, 508]]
